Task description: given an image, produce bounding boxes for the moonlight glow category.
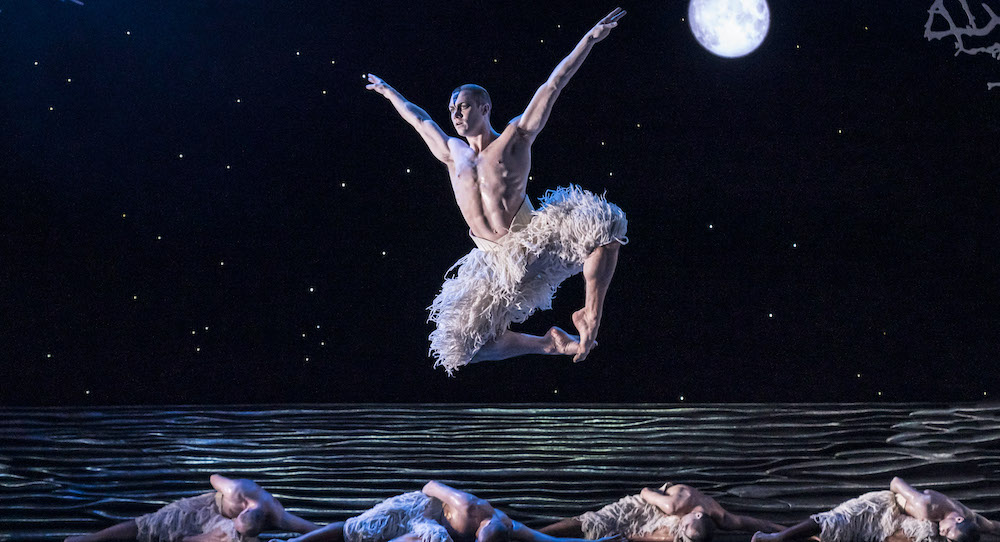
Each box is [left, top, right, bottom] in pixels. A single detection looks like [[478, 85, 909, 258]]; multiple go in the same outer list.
[[688, 0, 770, 58]]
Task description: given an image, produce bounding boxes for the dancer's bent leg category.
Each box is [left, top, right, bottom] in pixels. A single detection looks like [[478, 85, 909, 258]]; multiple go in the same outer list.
[[289, 521, 346, 542], [471, 328, 581, 363], [572, 241, 620, 362], [751, 519, 821, 542]]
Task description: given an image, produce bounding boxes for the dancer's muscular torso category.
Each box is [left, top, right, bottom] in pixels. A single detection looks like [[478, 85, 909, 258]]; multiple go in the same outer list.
[[446, 122, 531, 242]]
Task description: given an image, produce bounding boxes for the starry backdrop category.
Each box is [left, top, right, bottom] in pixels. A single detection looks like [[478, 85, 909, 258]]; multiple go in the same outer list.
[[2, 0, 998, 405]]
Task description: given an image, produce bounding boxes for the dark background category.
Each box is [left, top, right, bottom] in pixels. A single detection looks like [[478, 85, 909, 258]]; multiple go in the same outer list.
[[2, 1, 998, 404]]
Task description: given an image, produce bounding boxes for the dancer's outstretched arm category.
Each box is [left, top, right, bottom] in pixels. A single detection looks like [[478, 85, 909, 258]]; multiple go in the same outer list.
[[511, 520, 626, 542], [712, 511, 785, 533], [973, 514, 1000, 535], [515, 7, 626, 141], [365, 74, 455, 164], [276, 510, 321, 533]]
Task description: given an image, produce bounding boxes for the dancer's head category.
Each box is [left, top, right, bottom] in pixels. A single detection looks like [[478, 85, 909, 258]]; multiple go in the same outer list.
[[234, 505, 267, 537], [475, 515, 511, 542], [449, 84, 492, 136], [677, 508, 715, 542], [940, 515, 979, 542]]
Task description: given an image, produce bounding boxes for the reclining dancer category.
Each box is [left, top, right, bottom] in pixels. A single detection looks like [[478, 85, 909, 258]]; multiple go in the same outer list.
[[289, 481, 625, 542], [751, 477, 1000, 542], [540, 483, 784, 542], [64, 474, 317, 542], [364, 8, 630, 374]]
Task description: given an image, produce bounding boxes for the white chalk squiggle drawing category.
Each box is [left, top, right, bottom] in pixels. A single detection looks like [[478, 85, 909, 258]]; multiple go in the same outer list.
[[924, 0, 1000, 88]]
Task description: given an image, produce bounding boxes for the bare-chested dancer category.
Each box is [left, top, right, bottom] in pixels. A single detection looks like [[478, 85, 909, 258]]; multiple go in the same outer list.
[[365, 8, 630, 375], [289, 481, 626, 542], [540, 483, 784, 542], [64, 474, 317, 542], [751, 477, 1000, 542]]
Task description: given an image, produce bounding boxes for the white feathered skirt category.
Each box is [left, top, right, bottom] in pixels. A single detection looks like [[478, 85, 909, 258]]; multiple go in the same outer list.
[[344, 491, 450, 542], [810, 491, 941, 542], [577, 494, 680, 539], [135, 493, 238, 542], [427, 185, 628, 375]]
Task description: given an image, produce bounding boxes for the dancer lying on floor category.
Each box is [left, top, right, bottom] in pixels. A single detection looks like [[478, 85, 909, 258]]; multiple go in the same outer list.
[[64, 474, 317, 542], [288, 480, 626, 542], [365, 8, 629, 374], [751, 477, 1000, 542], [539, 482, 784, 542]]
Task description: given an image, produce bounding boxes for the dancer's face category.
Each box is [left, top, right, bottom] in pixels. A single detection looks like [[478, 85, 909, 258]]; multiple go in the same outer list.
[[449, 90, 488, 136], [235, 506, 266, 537], [475, 516, 510, 542], [680, 509, 713, 542], [940, 516, 977, 542]]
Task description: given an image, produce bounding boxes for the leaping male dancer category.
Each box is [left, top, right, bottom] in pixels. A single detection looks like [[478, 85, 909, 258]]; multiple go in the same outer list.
[[365, 8, 629, 375]]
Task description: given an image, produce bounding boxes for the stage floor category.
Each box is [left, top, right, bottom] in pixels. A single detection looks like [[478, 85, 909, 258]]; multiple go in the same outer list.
[[2, 403, 998, 540]]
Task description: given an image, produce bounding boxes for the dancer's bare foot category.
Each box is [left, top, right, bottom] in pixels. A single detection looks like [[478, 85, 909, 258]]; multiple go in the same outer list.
[[752, 531, 778, 542], [572, 308, 600, 362], [544, 327, 582, 355]]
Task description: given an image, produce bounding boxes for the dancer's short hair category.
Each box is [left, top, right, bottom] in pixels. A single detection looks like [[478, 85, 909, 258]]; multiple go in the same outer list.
[[235, 506, 267, 538], [677, 514, 715, 542], [451, 84, 492, 107], [947, 520, 980, 542]]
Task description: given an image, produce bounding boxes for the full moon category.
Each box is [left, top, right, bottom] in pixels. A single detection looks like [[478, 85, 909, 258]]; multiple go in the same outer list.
[[688, 0, 770, 58]]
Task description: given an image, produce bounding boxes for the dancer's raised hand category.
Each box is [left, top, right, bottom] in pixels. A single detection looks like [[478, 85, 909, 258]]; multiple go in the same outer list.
[[588, 7, 626, 42]]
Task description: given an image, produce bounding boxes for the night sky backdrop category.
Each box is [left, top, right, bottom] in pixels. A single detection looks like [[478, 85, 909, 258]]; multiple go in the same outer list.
[[3, 1, 999, 405]]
